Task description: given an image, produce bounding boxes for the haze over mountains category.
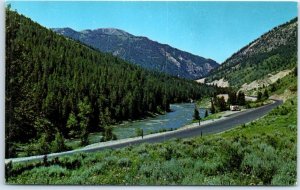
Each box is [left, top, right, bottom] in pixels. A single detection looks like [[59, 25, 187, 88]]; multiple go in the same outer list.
[[52, 27, 219, 80]]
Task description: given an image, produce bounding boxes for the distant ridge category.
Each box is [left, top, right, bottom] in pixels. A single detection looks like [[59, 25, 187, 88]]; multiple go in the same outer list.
[[52, 27, 219, 79]]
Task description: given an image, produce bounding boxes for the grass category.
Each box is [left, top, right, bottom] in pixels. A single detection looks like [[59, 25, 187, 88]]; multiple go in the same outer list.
[[6, 73, 297, 185], [201, 112, 222, 121], [196, 97, 211, 108], [6, 95, 297, 185], [192, 112, 222, 124]]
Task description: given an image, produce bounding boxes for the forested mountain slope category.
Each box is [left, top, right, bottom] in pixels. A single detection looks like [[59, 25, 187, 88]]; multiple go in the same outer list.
[[52, 27, 219, 80], [205, 18, 297, 87], [7, 72, 297, 185], [6, 9, 221, 157]]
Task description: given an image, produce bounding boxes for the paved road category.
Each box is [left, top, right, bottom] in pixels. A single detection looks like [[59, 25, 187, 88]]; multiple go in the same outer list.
[[6, 99, 282, 164]]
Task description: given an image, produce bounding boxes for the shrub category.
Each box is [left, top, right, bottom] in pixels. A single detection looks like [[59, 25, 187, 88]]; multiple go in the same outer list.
[[86, 162, 106, 176], [223, 141, 245, 171], [266, 135, 278, 148], [194, 158, 226, 176], [118, 158, 132, 167], [137, 159, 185, 184], [153, 159, 184, 184], [135, 128, 143, 137], [287, 124, 297, 132], [202, 174, 235, 185], [138, 162, 160, 179], [157, 147, 174, 161], [241, 144, 278, 184], [58, 156, 81, 170], [104, 155, 118, 166], [51, 132, 67, 153], [103, 126, 117, 141], [47, 165, 69, 178], [271, 162, 296, 185], [182, 173, 206, 185], [192, 145, 215, 159]]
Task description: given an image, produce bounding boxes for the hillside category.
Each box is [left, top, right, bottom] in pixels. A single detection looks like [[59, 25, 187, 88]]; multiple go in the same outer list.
[[52, 27, 219, 80], [5, 8, 220, 158], [6, 72, 297, 185], [205, 18, 297, 87]]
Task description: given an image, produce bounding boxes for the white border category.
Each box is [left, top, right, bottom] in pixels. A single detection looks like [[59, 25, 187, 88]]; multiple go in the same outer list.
[[0, 0, 299, 190]]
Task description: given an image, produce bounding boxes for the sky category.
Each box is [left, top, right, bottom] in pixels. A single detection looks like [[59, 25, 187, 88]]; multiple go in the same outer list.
[[8, 1, 298, 63]]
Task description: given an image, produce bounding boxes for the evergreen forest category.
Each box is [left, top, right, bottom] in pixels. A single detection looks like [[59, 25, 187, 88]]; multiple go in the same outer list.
[[5, 8, 222, 157]]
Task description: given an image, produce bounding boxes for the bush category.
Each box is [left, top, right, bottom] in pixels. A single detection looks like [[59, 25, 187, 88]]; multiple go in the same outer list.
[[58, 156, 81, 170], [86, 162, 106, 176], [118, 158, 132, 167], [271, 162, 296, 185], [241, 144, 278, 184], [135, 128, 143, 137], [182, 173, 206, 185], [192, 145, 214, 159], [194, 157, 226, 176], [202, 174, 235, 185], [271, 106, 289, 116], [140, 159, 184, 184], [138, 162, 160, 179], [47, 165, 69, 178], [158, 159, 184, 184], [104, 155, 118, 165], [103, 126, 117, 141], [51, 132, 67, 153], [266, 135, 278, 148]]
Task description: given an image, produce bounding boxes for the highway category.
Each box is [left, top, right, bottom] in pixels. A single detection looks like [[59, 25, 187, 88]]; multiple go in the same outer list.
[[6, 99, 282, 164]]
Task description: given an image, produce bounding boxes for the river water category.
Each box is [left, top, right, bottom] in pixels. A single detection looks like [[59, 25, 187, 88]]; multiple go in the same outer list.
[[113, 103, 209, 139]]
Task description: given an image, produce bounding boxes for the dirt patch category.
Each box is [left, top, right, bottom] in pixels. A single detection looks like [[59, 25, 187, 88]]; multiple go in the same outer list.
[[240, 69, 293, 92]]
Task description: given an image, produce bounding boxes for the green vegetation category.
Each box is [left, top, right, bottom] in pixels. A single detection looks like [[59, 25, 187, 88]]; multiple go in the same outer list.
[[201, 112, 222, 121], [6, 8, 222, 158], [6, 97, 297, 185], [210, 90, 245, 113], [193, 105, 200, 121], [5, 6, 297, 186], [206, 18, 297, 87], [135, 128, 144, 138], [196, 97, 211, 108], [268, 69, 297, 96]]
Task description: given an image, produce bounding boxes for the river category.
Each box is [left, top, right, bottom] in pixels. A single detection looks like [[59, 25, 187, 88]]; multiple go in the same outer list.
[[113, 103, 209, 139]]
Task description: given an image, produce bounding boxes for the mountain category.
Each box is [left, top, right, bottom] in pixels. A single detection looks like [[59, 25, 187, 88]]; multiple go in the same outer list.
[[6, 8, 220, 157], [204, 18, 297, 87], [52, 27, 219, 80]]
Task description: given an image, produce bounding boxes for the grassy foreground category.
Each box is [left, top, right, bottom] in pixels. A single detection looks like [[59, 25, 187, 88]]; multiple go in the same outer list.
[[6, 96, 297, 185]]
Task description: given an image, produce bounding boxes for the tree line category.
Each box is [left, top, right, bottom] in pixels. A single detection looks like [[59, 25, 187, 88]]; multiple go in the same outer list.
[[6, 8, 223, 157]]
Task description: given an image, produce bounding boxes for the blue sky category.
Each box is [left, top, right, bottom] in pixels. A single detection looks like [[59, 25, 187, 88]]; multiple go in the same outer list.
[[9, 1, 297, 63]]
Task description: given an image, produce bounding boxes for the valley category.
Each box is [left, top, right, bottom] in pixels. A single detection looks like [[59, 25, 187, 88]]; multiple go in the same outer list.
[[4, 3, 297, 186]]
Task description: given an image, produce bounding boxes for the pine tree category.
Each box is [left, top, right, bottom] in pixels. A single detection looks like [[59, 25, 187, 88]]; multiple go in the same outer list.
[[78, 97, 92, 146], [211, 98, 216, 114], [257, 91, 263, 102], [5, 8, 220, 155], [193, 106, 200, 121], [263, 89, 269, 99], [66, 112, 79, 138], [217, 96, 227, 111], [205, 109, 209, 117], [103, 126, 117, 141], [51, 132, 66, 153], [228, 92, 237, 105], [237, 91, 246, 106]]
